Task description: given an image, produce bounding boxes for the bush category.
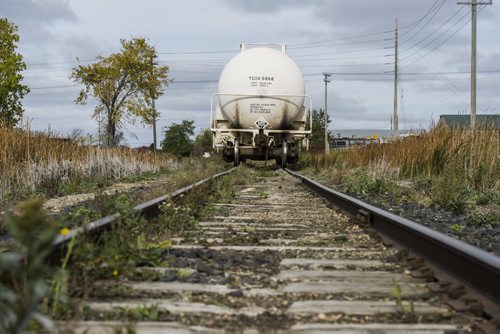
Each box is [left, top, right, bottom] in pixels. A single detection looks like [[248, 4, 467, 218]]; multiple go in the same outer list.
[[0, 199, 57, 333]]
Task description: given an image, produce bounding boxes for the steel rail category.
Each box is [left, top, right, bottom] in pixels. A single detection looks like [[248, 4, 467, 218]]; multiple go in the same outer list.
[[285, 168, 500, 307], [52, 168, 236, 249]]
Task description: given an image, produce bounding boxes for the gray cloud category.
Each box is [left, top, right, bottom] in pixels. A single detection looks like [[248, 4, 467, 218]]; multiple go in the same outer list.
[[1, 0, 497, 145], [2, 0, 76, 23], [225, 0, 311, 14], [3, 0, 76, 48]]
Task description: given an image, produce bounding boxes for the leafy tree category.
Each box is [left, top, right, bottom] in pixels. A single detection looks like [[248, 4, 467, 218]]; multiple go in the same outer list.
[[71, 37, 170, 146], [308, 109, 333, 151], [161, 120, 195, 157], [67, 128, 85, 142], [0, 18, 29, 127], [112, 130, 126, 147], [193, 128, 213, 155]]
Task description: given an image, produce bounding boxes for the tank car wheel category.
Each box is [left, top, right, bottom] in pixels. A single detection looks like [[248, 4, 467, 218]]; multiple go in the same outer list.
[[281, 142, 288, 168], [233, 139, 240, 167]]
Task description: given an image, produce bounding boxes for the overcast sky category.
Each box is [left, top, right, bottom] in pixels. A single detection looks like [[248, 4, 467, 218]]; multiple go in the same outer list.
[[3, 0, 499, 146]]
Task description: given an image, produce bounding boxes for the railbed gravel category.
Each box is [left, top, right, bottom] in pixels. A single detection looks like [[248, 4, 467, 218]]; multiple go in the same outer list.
[[74, 168, 489, 332]]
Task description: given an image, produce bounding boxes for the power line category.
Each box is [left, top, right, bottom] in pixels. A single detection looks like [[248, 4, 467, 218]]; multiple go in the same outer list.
[[399, 3, 489, 69], [26, 59, 93, 67], [25, 48, 394, 70], [292, 46, 388, 57], [158, 59, 228, 63], [399, 9, 471, 63], [411, 73, 464, 110], [399, 5, 466, 55], [289, 30, 394, 47], [416, 69, 468, 105], [399, 0, 447, 45], [23, 67, 75, 73], [157, 50, 236, 55], [412, 51, 469, 104], [292, 53, 389, 60], [399, 0, 443, 33], [311, 69, 500, 75], [26, 69, 500, 90], [30, 84, 78, 90], [299, 62, 390, 68], [173, 80, 218, 83], [289, 37, 393, 50]]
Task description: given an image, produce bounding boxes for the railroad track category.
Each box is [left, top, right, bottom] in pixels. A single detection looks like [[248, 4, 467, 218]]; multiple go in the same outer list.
[[54, 166, 499, 333]]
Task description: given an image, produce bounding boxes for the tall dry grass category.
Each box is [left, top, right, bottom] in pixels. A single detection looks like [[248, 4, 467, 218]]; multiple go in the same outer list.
[[0, 127, 178, 199], [305, 126, 500, 193]]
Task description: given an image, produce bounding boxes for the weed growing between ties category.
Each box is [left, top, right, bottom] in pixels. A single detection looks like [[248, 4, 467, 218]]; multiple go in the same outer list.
[[392, 281, 415, 321], [42, 195, 155, 319], [104, 303, 160, 321], [52, 176, 223, 303], [155, 167, 254, 240], [49, 167, 245, 321]]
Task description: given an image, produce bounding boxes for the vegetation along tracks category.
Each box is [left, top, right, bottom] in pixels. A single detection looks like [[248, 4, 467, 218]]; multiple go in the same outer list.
[[23, 165, 500, 332]]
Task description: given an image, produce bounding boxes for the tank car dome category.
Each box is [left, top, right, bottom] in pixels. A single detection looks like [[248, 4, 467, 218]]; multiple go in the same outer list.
[[218, 46, 304, 97], [217, 46, 305, 129]]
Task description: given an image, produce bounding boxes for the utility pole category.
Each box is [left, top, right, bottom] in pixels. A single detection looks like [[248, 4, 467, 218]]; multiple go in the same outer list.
[[152, 94, 157, 152], [150, 55, 158, 152], [457, 0, 493, 129], [97, 116, 101, 148], [323, 72, 332, 154], [393, 18, 399, 137]]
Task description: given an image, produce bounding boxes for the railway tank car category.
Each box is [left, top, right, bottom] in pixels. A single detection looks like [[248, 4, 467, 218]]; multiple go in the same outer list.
[[210, 43, 312, 167]]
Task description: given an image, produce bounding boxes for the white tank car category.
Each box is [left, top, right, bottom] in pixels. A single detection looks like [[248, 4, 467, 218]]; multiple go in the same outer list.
[[211, 44, 312, 167]]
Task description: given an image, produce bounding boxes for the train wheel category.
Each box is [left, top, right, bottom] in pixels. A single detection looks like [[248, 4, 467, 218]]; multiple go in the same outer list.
[[233, 139, 240, 167], [281, 142, 288, 168]]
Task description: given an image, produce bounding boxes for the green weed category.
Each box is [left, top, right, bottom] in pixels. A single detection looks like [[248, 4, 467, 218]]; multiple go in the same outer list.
[[159, 201, 198, 234], [449, 224, 465, 232], [392, 281, 415, 317], [0, 199, 57, 333], [176, 268, 195, 279], [466, 209, 497, 227]]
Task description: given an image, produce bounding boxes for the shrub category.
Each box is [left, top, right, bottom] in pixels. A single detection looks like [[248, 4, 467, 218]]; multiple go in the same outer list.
[[0, 199, 57, 333]]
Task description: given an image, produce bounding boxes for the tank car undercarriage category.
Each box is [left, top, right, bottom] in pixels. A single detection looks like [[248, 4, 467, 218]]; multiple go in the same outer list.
[[215, 128, 308, 168], [211, 95, 312, 168]]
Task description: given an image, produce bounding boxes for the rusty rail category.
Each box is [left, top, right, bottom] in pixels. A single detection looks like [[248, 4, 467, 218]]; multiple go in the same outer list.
[[285, 168, 500, 309]]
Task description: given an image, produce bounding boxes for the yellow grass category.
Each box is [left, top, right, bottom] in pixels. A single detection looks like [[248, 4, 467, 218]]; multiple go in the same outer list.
[[305, 126, 500, 193], [0, 127, 178, 199]]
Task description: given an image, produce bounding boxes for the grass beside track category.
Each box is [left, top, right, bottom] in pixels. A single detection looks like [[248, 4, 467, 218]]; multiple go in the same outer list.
[[293, 127, 499, 250], [0, 127, 183, 211], [0, 165, 245, 332]]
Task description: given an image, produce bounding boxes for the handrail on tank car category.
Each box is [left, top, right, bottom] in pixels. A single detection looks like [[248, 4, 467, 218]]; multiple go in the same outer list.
[[240, 43, 287, 53], [210, 93, 313, 133]]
